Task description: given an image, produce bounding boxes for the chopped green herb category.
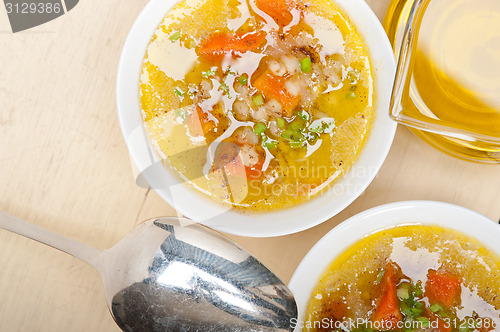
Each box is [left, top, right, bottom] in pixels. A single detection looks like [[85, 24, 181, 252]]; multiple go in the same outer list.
[[399, 282, 411, 291], [254, 122, 267, 135], [397, 287, 410, 300], [430, 303, 443, 313], [404, 316, 414, 324], [304, 131, 319, 141], [297, 109, 310, 121], [309, 122, 323, 133], [411, 307, 423, 316], [376, 269, 385, 283], [252, 94, 265, 107], [238, 75, 248, 85], [416, 317, 430, 328], [459, 317, 479, 332], [281, 129, 295, 140], [264, 140, 278, 149], [219, 83, 230, 97], [202, 69, 216, 78], [289, 141, 305, 148], [174, 88, 183, 96], [347, 69, 359, 82], [300, 57, 312, 73], [277, 117, 286, 129], [403, 318, 415, 332], [436, 309, 451, 319], [169, 31, 181, 42], [346, 91, 357, 99], [400, 302, 413, 317], [290, 119, 305, 132], [414, 281, 423, 297], [281, 128, 305, 148], [460, 314, 481, 331], [323, 121, 335, 133]]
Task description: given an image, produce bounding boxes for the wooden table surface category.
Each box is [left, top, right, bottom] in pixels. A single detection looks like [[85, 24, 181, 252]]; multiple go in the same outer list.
[[0, 0, 499, 331]]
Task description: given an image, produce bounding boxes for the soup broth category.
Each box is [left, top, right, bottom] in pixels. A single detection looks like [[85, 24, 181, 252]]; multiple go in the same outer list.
[[140, 0, 374, 211], [304, 225, 500, 331]]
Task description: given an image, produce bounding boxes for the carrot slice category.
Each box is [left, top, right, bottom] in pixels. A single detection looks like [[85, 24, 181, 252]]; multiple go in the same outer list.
[[198, 31, 266, 59], [430, 315, 452, 332], [425, 270, 462, 308], [245, 158, 264, 179], [213, 142, 264, 179], [187, 106, 216, 137], [254, 0, 294, 27], [437, 318, 452, 332], [215, 145, 246, 178], [372, 263, 402, 330], [253, 70, 301, 116]]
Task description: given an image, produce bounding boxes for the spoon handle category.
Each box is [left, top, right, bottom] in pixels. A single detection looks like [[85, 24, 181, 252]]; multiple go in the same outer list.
[[0, 210, 102, 269]]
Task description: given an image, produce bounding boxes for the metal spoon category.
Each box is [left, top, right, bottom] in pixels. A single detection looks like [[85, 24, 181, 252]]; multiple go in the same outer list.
[[0, 211, 297, 331]]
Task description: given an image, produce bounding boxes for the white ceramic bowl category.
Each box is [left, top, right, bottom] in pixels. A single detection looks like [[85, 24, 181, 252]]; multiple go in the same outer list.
[[116, 0, 397, 237], [288, 200, 500, 331]]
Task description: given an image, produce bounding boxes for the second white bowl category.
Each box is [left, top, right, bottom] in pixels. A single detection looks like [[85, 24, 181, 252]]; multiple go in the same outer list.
[[289, 201, 500, 330]]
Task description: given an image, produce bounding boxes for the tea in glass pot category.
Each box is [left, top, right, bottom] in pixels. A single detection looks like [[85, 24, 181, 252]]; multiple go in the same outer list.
[[385, 0, 500, 163]]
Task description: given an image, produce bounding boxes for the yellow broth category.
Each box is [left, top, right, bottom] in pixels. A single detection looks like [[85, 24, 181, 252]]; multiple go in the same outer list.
[[304, 225, 500, 331], [140, 0, 374, 211], [413, 0, 500, 135]]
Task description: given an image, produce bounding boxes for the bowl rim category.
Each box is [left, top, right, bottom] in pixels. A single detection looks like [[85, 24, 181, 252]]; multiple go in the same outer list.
[[116, 0, 397, 237], [288, 200, 500, 330]]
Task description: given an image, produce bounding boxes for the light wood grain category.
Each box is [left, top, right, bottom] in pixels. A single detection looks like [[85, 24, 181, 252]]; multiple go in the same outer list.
[[0, 1, 499, 331]]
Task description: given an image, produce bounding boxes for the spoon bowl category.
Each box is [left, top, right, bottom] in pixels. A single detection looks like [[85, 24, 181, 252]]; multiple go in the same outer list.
[[0, 212, 296, 331]]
